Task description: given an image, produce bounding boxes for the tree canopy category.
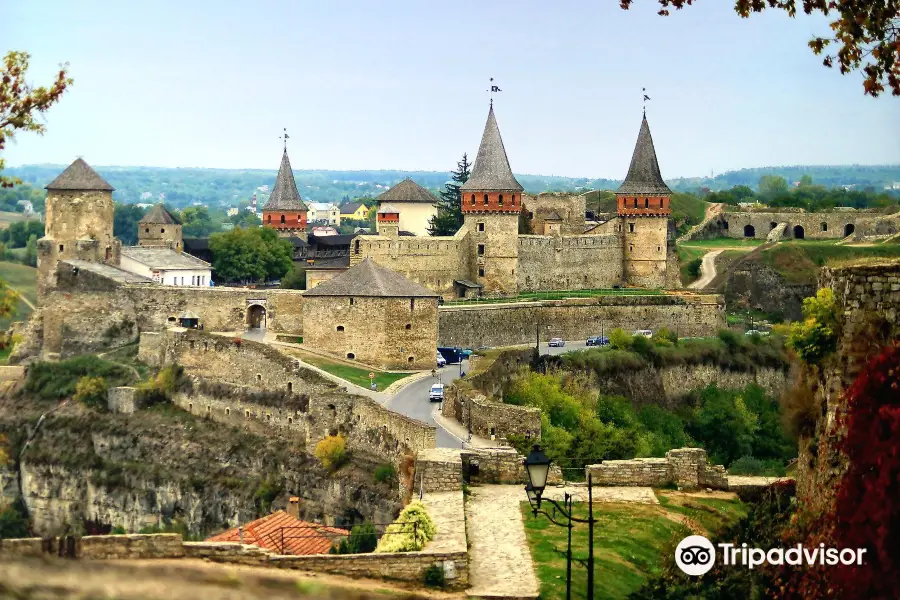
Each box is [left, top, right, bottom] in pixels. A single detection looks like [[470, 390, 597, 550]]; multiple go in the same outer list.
[[620, 0, 900, 96], [0, 51, 73, 187], [429, 153, 471, 236], [208, 226, 293, 284]]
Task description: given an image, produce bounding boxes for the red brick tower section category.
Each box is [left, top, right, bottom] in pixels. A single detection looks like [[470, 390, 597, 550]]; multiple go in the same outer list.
[[460, 104, 524, 296], [262, 149, 308, 237], [617, 114, 673, 288], [376, 203, 400, 237]]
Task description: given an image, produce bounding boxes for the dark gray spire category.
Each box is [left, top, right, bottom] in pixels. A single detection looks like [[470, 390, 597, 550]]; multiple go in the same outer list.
[[262, 150, 307, 211], [460, 105, 523, 192], [139, 203, 179, 224], [617, 115, 672, 196], [45, 158, 114, 192]]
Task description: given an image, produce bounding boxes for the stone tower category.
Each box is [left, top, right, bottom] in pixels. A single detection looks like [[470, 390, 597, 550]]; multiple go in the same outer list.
[[37, 158, 121, 298], [376, 203, 400, 237], [262, 149, 308, 239], [460, 105, 524, 296], [616, 114, 672, 288], [138, 203, 182, 251]]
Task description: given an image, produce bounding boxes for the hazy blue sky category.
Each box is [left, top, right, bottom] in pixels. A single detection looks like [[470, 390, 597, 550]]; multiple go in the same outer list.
[[3, 0, 899, 179]]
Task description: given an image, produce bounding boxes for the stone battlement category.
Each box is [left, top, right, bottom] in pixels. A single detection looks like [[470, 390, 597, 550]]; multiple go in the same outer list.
[[586, 448, 728, 490]]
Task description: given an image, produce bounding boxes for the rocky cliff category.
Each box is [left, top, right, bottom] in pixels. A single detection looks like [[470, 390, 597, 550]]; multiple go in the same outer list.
[[724, 260, 815, 321]]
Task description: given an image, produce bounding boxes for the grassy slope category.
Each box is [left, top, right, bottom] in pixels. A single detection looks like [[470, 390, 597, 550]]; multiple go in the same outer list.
[[677, 246, 705, 286], [760, 242, 900, 284], [679, 238, 766, 249], [522, 492, 747, 600], [0, 261, 37, 336], [287, 350, 410, 390], [671, 193, 709, 234]]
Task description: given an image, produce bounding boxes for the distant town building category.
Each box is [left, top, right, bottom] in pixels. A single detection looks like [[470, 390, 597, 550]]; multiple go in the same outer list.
[[311, 225, 338, 237], [226, 207, 239, 217], [120, 246, 212, 286], [339, 201, 370, 221], [308, 202, 341, 225]]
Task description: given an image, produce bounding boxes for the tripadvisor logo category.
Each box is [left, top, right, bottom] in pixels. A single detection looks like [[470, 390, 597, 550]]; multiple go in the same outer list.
[[675, 535, 868, 576]]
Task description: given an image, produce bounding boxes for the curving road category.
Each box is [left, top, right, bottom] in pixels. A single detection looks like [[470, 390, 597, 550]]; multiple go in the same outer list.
[[689, 249, 723, 289]]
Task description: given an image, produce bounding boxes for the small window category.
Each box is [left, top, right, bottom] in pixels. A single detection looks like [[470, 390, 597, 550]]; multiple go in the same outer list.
[[657, 246, 661, 252], [188, 402, 193, 412], [723, 221, 730, 230], [471, 194, 476, 205], [336, 325, 345, 332], [628, 223, 635, 233], [349, 297, 354, 306], [267, 215, 272, 223], [405, 323, 411, 330], [287, 382, 293, 393], [225, 408, 230, 416], [644, 198, 649, 208], [145, 228, 149, 233], [478, 222, 485, 232], [477, 244, 485, 256], [161, 228, 165, 234], [59, 244, 65, 252], [821, 222, 828, 232], [245, 410, 251, 418], [257, 374, 262, 382], [630, 245, 633, 252], [297, 214, 302, 221], [512, 194, 516, 204], [288, 417, 293, 424], [347, 352, 356, 359], [280, 215, 286, 224], [408, 356, 414, 363], [483, 194, 489, 205], [410, 298, 415, 310], [478, 267, 485, 277], [498, 194, 504, 206]]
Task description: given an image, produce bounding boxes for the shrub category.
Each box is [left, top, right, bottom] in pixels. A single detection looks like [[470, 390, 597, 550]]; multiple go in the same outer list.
[[787, 288, 840, 364], [135, 364, 183, 406], [331, 521, 378, 554], [686, 257, 702, 279], [110, 525, 127, 535], [374, 463, 397, 485], [652, 327, 679, 347], [314, 435, 348, 472], [609, 328, 632, 350], [374, 501, 437, 553], [0, 498, 30, 539], [74, 376, 108, 409], [630, 334, 656, 357], [423, 564, 445, 587], [252, 476, 283, 515], [717, 328, 744, 351], [728, 455, 786, 476], [23, 355, 133, 401]]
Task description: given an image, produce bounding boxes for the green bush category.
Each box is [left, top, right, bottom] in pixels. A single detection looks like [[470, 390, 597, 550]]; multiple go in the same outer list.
[[74, 376, 108, 409], [23, 355, 133, 401], [423, 564, 445, 588], [331, 521, 378, 554], [787, 289, 840, 364], [0, 498, 30, 539], [135, 364, 184, 406], [630, 334, 655, 357], [686, 257, 702, 278], [314, 435, 348, 472], [728, 455, 786, 477], [110, 525, 127, 535], [652, 327, 679, 347], [609, 328, 632, 350], [374, 463, 397, 485], [717, 328, 744, 351], [374, 501, 437, 553]]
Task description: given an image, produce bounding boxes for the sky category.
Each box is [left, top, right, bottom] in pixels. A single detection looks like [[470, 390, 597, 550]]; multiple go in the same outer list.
[[3, 0, 899, 179]]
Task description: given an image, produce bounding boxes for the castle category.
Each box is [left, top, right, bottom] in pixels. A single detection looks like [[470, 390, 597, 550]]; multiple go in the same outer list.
[[347, 104, 680, 298]]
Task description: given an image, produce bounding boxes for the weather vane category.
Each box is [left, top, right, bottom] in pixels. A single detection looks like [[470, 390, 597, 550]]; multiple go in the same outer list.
[[279, 127, 290, 151], [642, 87, 651, 116], [487, 77, 502, 107]]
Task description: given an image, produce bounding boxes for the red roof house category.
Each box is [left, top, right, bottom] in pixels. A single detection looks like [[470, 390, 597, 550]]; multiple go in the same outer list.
[[207, 505, 348, 556]]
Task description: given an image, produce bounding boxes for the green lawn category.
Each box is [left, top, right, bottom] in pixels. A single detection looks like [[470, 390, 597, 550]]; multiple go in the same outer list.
[[679, 238, 766, 249], [275, 334, 303, 344], [522, 493, 746, 600], [0, 261, 37, 306], [293, 352, 410, 390], [671, 193, 710, 235], [444, 288, 663, 306]]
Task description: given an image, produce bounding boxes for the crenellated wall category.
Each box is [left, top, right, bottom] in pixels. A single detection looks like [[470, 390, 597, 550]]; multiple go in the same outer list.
[[516, 234, 623, 291], [586, 448, 728, 490]]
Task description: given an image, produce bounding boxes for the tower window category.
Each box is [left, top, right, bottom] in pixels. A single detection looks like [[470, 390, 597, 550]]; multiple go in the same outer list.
[[145, 228, 149, 233], [629, 223, 635, 233], [498, 194, 504, 206], [280, 215, 286, 224], [477, 243, 485, 256], [267, 215, 272, 223], [405, 323, 411, 330], [471, 194, 476, 205], [512, 194, 516, 204], [630, 245, 634, 252], [298, 214, 302, 221], [349, 297, 354, 305], [478, 222, 485, 232], [336, 325, 344, 332], [483, 194, 489, 205], [478, 267, 485, 277], [633, 198, 638, 208], [410, 298, 415, 310], [59, 244, 64, 252], [161, 228, 165, 234], [645, 198, 649, 208]]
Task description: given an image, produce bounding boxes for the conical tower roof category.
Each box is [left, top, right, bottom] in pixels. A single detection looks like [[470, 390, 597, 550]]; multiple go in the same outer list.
[[303, 258, 439, 298], [262, 150, 307, 211], [139, 203, 179, 224], [460, 106, 523, 192], [376, 178, 438, 204], [45, 158, 114, 192], [617, 115, 672, 196]]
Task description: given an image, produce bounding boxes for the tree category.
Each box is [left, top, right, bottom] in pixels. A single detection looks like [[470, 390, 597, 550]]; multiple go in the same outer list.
[[179, 206, 214, 237], [208, 227, 293, 284], [429, 153, 471, 236], [229, 210, 260, 229], [0, 277, 17, 319], [280, 264, 306, 289], [1, 51, 73, 187], [22, 234, 37, 267], [758, 175, 789, 199], [619, 1, 900, 97], [113, 203, 146, 246]]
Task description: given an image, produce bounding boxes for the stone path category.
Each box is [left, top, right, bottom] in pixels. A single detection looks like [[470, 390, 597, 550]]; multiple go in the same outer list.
[[465, 485, 540, 599], [421, 491, 467, 554], [543, 485, 658, 504], [689, 249, 724, 289]]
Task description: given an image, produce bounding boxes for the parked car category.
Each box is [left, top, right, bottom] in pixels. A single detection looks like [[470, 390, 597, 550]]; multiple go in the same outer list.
[[586, 336, 610, 346], [437, 347, 463, 364], [548, 338, 565, 347], [429, 383, 445, 402], [745, 329, 770, 336], [632, 329, 653, 338], [436, 353, 447, 368]]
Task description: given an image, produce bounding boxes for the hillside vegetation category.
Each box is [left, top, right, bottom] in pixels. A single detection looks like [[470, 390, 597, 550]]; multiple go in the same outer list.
[[759, 242, 900, 284]]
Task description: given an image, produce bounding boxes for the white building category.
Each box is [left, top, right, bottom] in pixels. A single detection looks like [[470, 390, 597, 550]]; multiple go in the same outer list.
[[374, 178, 439, 236], [308, 202, 341, 225], [119, 246, 213, 286]]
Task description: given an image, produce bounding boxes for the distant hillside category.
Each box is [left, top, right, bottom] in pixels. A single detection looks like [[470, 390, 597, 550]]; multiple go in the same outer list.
[[4, 163, 898, 211]]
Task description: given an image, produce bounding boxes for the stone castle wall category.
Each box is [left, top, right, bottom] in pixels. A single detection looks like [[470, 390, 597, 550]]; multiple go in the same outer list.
[[522, 192, 587, 235], [516, 234, 623, 291], [696, 211, 896, 241], [586, 448, 728, 490], [437, 294, 725, 348], [302, 294, 438, 370], [623, 216, 669, 288], [441, 385, 541, 443], [464, 213, 519, 296]]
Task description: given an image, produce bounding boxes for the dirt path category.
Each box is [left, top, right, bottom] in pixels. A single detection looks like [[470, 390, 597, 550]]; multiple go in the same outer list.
[[689, 249, 724, 289], [9, 285, 35, 310]]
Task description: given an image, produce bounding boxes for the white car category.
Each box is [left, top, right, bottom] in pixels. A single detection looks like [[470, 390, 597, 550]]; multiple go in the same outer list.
[[429, 383, 445, 402], [633, 329, 653, 338], [436, 353, 447, 367]]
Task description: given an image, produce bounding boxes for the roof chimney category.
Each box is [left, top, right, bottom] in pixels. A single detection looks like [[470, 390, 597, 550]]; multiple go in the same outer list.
[[287, 496, 300, 519]]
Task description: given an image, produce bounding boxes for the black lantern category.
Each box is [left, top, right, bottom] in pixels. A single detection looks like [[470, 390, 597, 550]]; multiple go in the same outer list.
[[525, 483, 538, 504], [523, 444, 551, 502]]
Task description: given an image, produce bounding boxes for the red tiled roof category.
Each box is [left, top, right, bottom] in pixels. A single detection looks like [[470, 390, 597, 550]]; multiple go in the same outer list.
[[206, 510, 349, 556]]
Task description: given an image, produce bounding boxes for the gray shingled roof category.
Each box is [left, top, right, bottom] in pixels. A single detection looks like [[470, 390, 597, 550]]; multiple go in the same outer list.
[[121, 247, 212, 270], [377, 203, 400, 214], [262, 150, 307, 211], [303, 258, 439, 298], [460, 106, 523, 193], [376, 178, 438, 204], [139, 203, 179, 224], [340, 201, 368, 214], [45, 158, 115, 192], [616, 115, 673, 196]]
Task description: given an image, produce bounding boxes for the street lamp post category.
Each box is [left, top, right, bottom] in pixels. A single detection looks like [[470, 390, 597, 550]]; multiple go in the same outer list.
[[523, 445, 596, 600]]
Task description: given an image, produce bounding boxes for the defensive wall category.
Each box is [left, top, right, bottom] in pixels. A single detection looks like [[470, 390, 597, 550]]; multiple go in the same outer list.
[[437, 294, 725, 348], [521, 192, 587, 235], [516, 234, 624, 291], [586, 448, 728, 490], [414, 447, 562, 494], [690, 210, 898, 241], [139, 329, 436, 462]]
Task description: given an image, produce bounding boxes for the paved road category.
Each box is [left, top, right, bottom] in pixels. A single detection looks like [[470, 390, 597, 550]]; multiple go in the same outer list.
[[387, 359, 471, 448]]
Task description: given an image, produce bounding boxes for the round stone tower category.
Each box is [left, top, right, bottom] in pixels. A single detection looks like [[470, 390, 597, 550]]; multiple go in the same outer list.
[[38, 158, 120, 298], [460, 104, 523, 296]]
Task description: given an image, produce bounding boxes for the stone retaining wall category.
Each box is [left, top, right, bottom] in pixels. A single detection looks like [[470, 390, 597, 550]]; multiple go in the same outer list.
[[414, 448, 463, 493], [586, 448, 728, 490], [107, 387, 141, 414], [0, 534, 184, 560], [442, 385, 541, 443]]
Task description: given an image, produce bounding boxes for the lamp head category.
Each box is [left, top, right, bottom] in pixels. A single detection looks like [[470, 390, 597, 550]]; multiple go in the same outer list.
[[523, 444, 551, 497]]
